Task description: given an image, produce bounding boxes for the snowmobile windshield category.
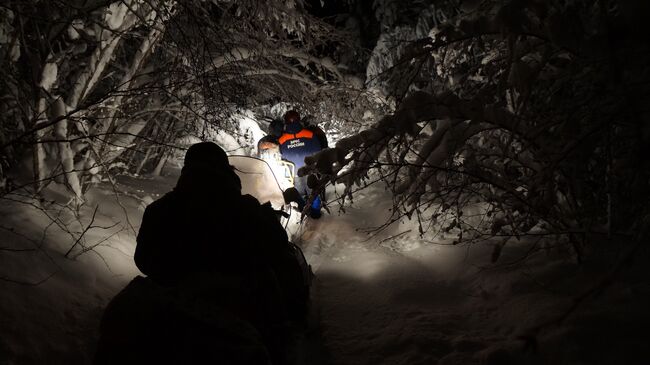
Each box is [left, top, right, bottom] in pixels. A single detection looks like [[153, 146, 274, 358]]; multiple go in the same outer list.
[[228, 156, 285, 209]]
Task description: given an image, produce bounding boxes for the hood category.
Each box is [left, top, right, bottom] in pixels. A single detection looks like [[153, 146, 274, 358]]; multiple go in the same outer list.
[[175, 165, 242, 198]]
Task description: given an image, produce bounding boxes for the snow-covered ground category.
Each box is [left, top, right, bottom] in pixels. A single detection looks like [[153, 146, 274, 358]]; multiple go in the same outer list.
[[294, 184, 650, 364], [1, 164, 649, 364]]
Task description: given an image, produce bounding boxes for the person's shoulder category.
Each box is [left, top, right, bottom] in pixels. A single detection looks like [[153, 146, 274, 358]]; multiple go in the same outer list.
[[239, 194, 262, 207], [145, 190, 178, 212], [304, 124, 328, 147], [239, 194, 277, 215], [305, 124, 325, 134]]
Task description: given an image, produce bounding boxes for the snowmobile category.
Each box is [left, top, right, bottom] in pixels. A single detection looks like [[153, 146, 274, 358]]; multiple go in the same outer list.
[[228, 155, 313, 295], [229, 154, 295, 215], [253, 144, 323, 222], [95, 156, 314, 365], [255, 144, 296, 192]]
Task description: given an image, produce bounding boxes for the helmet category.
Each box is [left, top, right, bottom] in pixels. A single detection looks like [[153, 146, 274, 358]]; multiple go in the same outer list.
[[284, 110, 300, 124]]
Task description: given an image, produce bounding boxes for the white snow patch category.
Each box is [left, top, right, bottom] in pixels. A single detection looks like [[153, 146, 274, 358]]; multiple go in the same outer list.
[[39, 62, 58, 90], [0, 181, 148, 363], [214, 129, 245, 154], [234, 111, 265, 155], [67, 19, 84, 40], [104, 2, 131, 30]]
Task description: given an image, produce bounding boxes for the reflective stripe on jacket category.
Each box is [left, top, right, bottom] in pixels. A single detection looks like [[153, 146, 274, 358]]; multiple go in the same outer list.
[[278, 128, 322, 169]]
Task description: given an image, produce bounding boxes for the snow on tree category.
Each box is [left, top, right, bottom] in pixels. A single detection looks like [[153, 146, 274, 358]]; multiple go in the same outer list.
[[303, 0, 650, 263], [0, 0, 365, 200]]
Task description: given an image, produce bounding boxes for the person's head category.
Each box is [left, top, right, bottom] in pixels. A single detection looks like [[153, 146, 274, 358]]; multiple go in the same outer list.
[[284, 110, 301, 125], [184, 142, 230, 171], [269, 119, 284, 137], [283, 110, 302, 133], [180, 142, 241, 191]]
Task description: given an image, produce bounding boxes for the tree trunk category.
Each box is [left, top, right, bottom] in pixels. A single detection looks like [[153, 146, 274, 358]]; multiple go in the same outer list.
[[32, 127, 46, 192], [32, 63, 56, 193], [67, 7, 138, 109], [152, 151, 168, 177], [52, 98, 83, 202], [135, 146, 153, 175], [95, 21, 166, 160]]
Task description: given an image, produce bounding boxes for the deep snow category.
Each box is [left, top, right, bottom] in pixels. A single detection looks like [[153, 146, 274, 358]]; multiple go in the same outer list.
[[1, 162, 649, 364], [304, 190, 650, 364]]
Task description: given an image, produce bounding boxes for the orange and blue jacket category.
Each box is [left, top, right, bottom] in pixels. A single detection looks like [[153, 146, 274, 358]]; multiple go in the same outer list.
[[278, 124, 326, 169]]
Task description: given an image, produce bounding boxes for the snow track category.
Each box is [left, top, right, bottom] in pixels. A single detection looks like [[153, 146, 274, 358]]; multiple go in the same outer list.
[[296, 206, 490, 365], [294, 183, 650, 364]]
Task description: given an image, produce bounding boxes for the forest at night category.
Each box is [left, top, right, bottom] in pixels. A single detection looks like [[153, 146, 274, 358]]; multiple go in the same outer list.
[[1, 0, 649, 364]]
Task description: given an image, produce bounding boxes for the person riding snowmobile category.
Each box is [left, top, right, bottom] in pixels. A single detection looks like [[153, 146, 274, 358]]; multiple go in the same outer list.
[[277, 110, 328, 219], [96, 142, 307, 365], [257, 119, 296, 190], [257, 119, 284, 156]]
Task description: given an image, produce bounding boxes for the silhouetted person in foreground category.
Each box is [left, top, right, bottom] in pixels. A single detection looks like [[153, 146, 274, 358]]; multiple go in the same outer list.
[[135, 142, 291, 286], [96, 142, 306, 365]]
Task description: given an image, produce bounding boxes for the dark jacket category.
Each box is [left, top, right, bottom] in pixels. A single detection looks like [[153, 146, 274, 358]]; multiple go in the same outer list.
[[278, 123, 327, 169], [135, 167, 291, 287], [306, 124, 328, 149]]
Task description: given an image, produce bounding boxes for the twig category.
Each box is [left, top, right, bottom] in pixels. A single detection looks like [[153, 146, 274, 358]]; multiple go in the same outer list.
[[0, 270, 59, 286], [64, 204, 99, 258]]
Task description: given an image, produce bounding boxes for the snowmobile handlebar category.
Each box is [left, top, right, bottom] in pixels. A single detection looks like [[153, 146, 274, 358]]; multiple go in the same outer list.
[[274, 208, 290, 219]]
